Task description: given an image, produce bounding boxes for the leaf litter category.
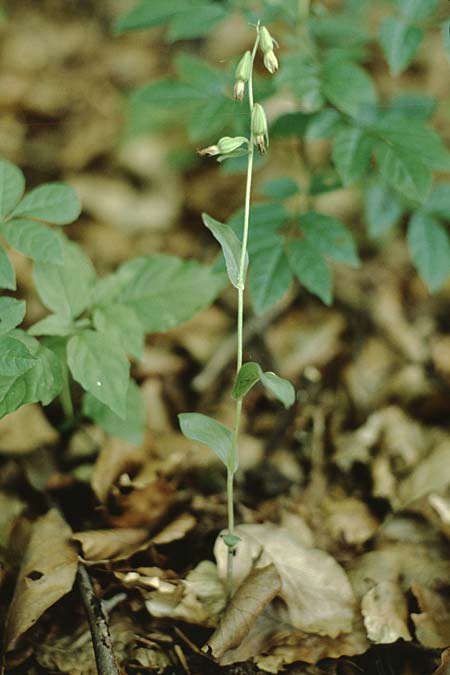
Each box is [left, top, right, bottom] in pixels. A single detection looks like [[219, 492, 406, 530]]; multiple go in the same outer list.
[[0, 2, 450, 675]]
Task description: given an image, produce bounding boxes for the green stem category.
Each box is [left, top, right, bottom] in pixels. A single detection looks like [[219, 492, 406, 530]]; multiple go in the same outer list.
[[225, 27, 260, 602]]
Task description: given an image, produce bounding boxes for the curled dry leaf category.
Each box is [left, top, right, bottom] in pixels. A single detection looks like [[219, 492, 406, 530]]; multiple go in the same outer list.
[[5, 509, 78, 651], [398, 440, 450, 508], [91, 437, 146, 503], [411, 583, 450, 649], [151, 512, 196, 545], [110, 478, 175, 529], [433, 647, 450, 675], [72, 528, 149, 562], [361, 581, 412, 643], [0, 404, 58, 455], [214, 524, 356, 638], [207, 564, 282, 659]]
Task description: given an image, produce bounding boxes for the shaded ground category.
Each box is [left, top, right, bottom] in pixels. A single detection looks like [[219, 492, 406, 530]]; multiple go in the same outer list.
[[1, 1, 450, 674]]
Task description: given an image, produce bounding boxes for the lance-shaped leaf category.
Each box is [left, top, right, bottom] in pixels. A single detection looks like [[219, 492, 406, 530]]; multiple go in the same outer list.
[[232, 361, 296, 408], [202, 213, 248, 289], [178, 412, 235, 471], [0, 160, 25, 218], [0, 298, 26, 334]]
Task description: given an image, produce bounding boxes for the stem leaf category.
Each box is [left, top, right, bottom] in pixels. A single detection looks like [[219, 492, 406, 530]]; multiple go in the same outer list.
[[232, 361, 296, 408], [178, 412, 235, 470], [202, 213, 248, 289], [231, 362, 261, 400]]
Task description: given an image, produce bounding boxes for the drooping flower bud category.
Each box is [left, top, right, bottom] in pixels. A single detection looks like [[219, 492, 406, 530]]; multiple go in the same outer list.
[[263, 49, 278, 74], [260, 26, 274, 54], [251, 103, 268, 154], [233, 50, 252, 102], [197, 144, 220, 157], [198, 136, 249, 158]]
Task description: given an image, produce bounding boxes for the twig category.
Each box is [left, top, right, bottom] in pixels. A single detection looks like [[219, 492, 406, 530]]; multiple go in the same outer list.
[[76, 563, 120, 675]]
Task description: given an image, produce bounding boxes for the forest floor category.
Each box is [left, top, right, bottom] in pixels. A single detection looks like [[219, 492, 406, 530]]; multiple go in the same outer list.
[[0, 1, 450, 674]]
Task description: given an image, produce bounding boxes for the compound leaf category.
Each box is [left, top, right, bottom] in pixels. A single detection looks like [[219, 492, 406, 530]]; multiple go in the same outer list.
[[379, 18, 423, 75], [286, 239, 332, 305], [332, 127, 373, 185]]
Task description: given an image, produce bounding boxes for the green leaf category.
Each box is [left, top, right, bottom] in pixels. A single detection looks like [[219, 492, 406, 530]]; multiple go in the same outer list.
[[12, 183, 81, 225], [332, 127, 373, 185], [0, 298, 25, 334], [379, 18, 422, 76], [33, 237, 95, 321], [178, 412, 234, 470], [396, 0, 438, 21], [364, 179, 404, 238], [83, 380, 146, 444], [0, 219, 63, 263], [270, 112, 313, 138], [0, 335, 36, 376], [114, 0, 192, 33], [373, 121, 450, 172], [322, 59, 377, 116], [259, 370, 296, 409], [305, 109, 343, 140], [232, 362, 261, 400], [0, 159, 25, 218], [407, 212, 450, 291], [374, 140, 431, 202], [131, 80, 207, 107], [279, 55, 323, 112], [0, 245, 15, 290], [118, 254, 225, 333], [21, 343, 64, 407], [259, 178, 299, 201], [299, 211, 360, 267], [167, 5, 227, 41], [28, 314, 74, 337], [174, 52, 225, 95], [423, 184, 450, 220], [0, 376, 26, 420], [249, 235, 293, 315], [67, 330, 130, 418], [202, 213, 247, 289], [93, 304, 144, 360], [286, 239, 332, 305]]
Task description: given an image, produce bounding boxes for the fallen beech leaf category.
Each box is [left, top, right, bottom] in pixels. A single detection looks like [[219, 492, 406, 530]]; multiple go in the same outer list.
[[207, 564, 281, 659], [152, 512, 196, 545], [215, 524, 356, 638], [361, 581, 412, 643], [433, 647, 450, 675], [398, 440, 450, 507], [411, 583, 450, 648], [0, 404, 58, 455], [72, 528, 149, 562], [110, 478, 175, 529], [5, 509, 78, 651], [91, 437, 146, 503]]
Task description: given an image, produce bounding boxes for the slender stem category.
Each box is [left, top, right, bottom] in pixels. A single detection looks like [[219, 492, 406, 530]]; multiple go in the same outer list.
[[225, 28, 260, 602]]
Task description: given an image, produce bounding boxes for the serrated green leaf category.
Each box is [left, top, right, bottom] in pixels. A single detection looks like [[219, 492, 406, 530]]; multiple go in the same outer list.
[[332, 127, 373, 185], [0, 298, 25, 334], [12, 183, 81, 225], [33, 237, 95, 321], [117, 254, 225, 333], [202, 213, 247, 289], [396, 0, 438, 21], [322, 59, 377, 116], [249, 235, 293, 315], [423, 184, 450, 220], [67, 330, 130, 418], [93, 304, 144, 360], [232, 362, 261, 400], [83, 380, 145, 444], [259, 178, 299, 201], [28, 314, 74, 337], [1, 219, 63, 263], [167, 5, 227, 42], [21, 343, 64, 407], [286, 239, 332, 305], [407, 212, 450, 291], [379, 18, 422, 76], [0, 159, 25, 218], [299, 211, 360, 267], [178, 412, 235, 470], [259, 370, 296, 408], [364, 179, 405, 238], [0, 336, 36, 376], [0, 245, 15, 290], [0, 376, 26, 419], [114, 0, 192, 33], [372, 121, 450, 172]]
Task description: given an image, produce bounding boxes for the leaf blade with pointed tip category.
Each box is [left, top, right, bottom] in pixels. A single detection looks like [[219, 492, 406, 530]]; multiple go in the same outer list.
[[178, 412, 235, 471], [260, 370, 296, 408], [11, 183, 81, 225], [0, 298, 26, 334], [0, 336, 36, 377], [232, 362, 261, 400], [286, 239, 332, 305], [0, 160, 25, 218], [407, 212, 450, 291], [1, 219, 63, 264], [202, 213, 247, 289]]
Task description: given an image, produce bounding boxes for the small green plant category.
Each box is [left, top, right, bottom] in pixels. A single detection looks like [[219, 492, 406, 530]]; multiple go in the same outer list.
[[178, 23, 295, 599], [0, 160, 225, 438]]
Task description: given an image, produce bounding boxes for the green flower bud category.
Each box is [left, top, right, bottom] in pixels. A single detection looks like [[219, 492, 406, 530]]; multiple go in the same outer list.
[[217, 136, 249, 154], [263, 49, 278, 74], [235, 50, 252, 83], [260, 26, 274, 54], [251, 103, 269, 154]]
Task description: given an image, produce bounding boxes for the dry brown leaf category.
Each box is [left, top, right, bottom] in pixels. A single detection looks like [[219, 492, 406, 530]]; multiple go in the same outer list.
[[72, 528, 150, 562], [398, 440, 450, 508], [343, 338, 397, 411], [207, 564, 281, 659], [324, 497, 379, 546], [91, 437, 146, 503], [215, 524, 356, 638], [152, 513, 196, 545], [5, 509, 78, 651], [433, 648, 450, 675], [0, 404, 58, 455], [411, 583, 450, 648], [361, 581, 412, 643], [110, 478, 175, 529]]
